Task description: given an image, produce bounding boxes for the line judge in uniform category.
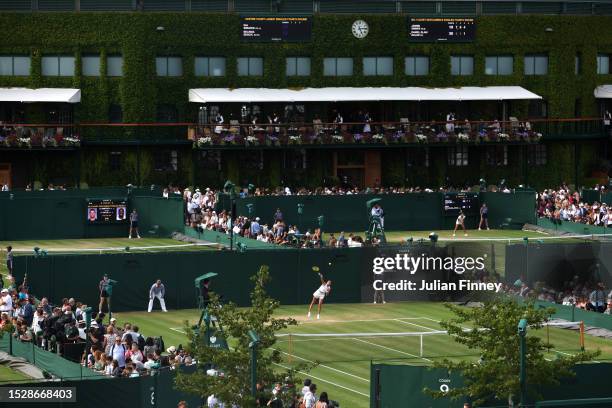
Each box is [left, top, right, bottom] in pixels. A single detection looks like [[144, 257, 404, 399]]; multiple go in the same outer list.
[[148, 279, 167, 312]]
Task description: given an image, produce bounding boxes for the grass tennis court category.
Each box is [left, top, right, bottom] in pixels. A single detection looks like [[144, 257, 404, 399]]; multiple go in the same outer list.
[[332, 228, 607, 244], [116, 302, 612, 408], [0, 237, 220, 255]]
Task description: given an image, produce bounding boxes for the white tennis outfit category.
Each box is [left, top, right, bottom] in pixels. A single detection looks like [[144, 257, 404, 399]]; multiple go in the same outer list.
[[456, 214, 465, 225], [313, 283, 331, 300]]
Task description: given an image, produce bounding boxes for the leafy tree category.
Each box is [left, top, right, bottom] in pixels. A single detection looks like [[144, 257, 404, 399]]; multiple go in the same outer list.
[[176, 265, 312, 407], [427, 298, 599, 406]]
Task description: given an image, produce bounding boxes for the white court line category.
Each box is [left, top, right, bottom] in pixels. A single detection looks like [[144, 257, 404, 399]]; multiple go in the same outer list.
[[394, 319, 439, 332], [12, 242, 219, 253], [169, 327, 186, 334], [274, 349, 369, 382], [351, 337, 433, 363], [420, 317, 443, 323], [273, 363, 369, 398], [299, 317, 424, 324]]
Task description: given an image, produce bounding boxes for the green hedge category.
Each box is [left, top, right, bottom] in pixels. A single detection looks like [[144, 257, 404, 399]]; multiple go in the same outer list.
[[1, 13, 611, 122]]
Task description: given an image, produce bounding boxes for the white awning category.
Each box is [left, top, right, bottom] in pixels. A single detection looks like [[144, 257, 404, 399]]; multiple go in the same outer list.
[[189, 86, 541, 103], [594, 85, 612, 99], [0, 88, 81, 103]]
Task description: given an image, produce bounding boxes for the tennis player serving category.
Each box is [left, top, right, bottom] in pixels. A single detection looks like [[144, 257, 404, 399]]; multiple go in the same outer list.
[[308, 268, 332, 320]]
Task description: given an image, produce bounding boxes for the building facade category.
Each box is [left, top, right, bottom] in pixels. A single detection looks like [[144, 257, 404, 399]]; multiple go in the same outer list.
[[0, 1, 611, 190]]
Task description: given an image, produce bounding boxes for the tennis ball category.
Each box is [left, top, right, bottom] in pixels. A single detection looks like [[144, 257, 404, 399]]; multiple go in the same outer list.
[[328, 262, 332, 266], [312, 266, 320, 272]]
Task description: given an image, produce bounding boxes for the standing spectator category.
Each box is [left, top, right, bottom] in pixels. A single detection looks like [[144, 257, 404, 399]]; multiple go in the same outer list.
[[0, 288, 12, 315], [148, 279, 167, 313], [250, 217, 261, 237], [110, 337, 127, 370], [6, 245, 13, 276], [17, 298, 34, 326], [333, 111, 343, 131], [214, 112, 224, 134], [304, 383, 317, 408], [129, 209, 141, 239], [301, 379, 312, 396], [274, 208, 283, 222]]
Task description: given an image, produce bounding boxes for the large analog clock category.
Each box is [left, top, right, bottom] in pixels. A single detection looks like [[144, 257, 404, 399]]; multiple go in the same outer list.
[[351, 19, 369, 39]]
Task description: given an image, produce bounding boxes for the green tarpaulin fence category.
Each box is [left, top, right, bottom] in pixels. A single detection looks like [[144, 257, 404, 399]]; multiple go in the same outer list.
[[219, 192, 536, 232], [0, 188, 183, 240], [0, 366, 201, 408], [537, 218, 612, 236], [0, 336, 102, 381], [183, 226, 281, 249], [371, 363, 612, 408]]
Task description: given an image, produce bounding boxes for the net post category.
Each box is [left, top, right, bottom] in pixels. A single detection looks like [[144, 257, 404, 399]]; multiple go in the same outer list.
[[580, 321, 585, 351], [420, 334, 423, 357]]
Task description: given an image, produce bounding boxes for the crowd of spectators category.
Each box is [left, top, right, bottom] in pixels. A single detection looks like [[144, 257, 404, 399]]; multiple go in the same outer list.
[[0, 273, 195, 379], [196, 108, 543, 146], [537, 184, 612, 227], [504, 275, 612, 314]]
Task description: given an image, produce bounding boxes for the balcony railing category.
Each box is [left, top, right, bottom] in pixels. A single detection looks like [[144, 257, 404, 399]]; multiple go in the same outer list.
[[0, 118, 606, 149], [188, 118, 607, 148]]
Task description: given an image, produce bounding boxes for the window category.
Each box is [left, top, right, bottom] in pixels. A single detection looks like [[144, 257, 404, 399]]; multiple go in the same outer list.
[[528, 100, 548, 118], [194, 57, 226, 77], [284, 149, 307, 170], [200, 150, 221, 171], [42, 55, 75, 76], [451, 56, 474, 76], [363, 57, 393, 76], [486, 146, 508, 166], [109, 104, 123, 123], [323, 57, 353, 76], [156, 104, 178, 123], [524, 54, 548, 75], [82, 55, 100, 77], [237, 57, 263, 76], [107, 55, 123, 77], [485, 56, 513, 75], [109, 152, 122, 171], [156, 56, 183, 77], [286, 57, 311, 76], [405, 56, 429, 76], [154, 150, 178, 172], [528, 144, 547, 166], [575, 54, 581, 75], [406, 148, 429, 168], [447, 146, 469, 166], [597, 54, 610, 75], [0, 55, 30, 76]]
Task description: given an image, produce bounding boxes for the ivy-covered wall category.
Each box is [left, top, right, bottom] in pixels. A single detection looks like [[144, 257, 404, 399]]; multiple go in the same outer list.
[[0, 12, 610, 188]]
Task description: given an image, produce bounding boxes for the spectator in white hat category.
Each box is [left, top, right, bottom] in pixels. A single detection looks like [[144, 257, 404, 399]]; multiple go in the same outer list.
[[0, 288, 12, 314]]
